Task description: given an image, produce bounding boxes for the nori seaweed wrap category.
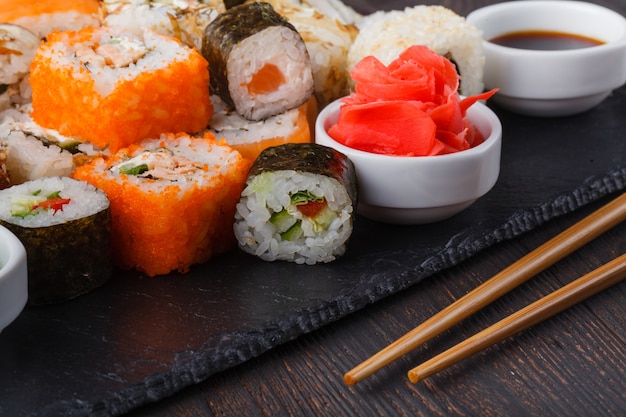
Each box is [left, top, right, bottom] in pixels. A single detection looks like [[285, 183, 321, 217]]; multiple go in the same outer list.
[[234, 142, 357, 264], [202, 2, 314, 121], [0, 177, 112, 305]]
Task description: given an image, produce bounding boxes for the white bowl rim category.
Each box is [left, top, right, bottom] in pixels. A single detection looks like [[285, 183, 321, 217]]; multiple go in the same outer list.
[[466, 0, 626, 56], [0, 225, 26, 277]]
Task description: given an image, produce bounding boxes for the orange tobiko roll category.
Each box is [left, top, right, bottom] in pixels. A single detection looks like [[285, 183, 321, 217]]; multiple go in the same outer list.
[[0, 0, 101, 38], [72, 132, 251, 276], [30, 26, 213, 153], [207, 95, 317, 162]]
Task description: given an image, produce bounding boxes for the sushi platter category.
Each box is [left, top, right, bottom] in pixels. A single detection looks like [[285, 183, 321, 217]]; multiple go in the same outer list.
[[1, 85, 624, 416], [0, 1, 625, 417]]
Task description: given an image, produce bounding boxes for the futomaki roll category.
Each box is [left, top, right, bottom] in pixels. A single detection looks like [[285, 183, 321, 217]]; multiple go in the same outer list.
[[234, 143, 357, 265], [30, 26, 213, 153], [202, 2, 315, 121], [0, 176, 112, 305], [72, 132, 251, 277]]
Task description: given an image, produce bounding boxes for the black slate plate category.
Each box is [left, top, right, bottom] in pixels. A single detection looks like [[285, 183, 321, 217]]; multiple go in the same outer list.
[[1, 67, 625, 417]]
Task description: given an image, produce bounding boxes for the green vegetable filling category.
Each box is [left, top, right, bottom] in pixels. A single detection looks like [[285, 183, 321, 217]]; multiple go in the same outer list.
[[268, 190, 336, 240], [10, 190, 68, 218], [119, 163, 149, 176]]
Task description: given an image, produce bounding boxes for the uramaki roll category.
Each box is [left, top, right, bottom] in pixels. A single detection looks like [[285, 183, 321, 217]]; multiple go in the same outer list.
[[0, 0, 101, 39], [101, 0, 226, 51], [72, 132, 251, 277], [30, 26, 213, 153], [207, 95, 316, 162]]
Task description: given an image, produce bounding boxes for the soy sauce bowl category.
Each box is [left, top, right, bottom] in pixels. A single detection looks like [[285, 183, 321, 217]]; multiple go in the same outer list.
[[0, 225, 27, 333], [466, 1, 626, 117], [315, 99, 502, 225]]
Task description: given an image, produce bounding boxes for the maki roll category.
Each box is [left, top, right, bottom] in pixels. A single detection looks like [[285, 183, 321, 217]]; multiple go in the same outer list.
[[101, 0, 226, 51], [206, 94, 316, 162], [72, 132, 251, 277], [262, 0, 359, 107], [0, 176, 112, 305], [30, 26, 213, 153], [202, 2, 315, 121], [234, 143, 357, 265]]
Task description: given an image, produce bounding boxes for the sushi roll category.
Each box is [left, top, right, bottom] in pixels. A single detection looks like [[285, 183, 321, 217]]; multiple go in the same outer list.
[[0, 176, 112, 305], [234, 143, 357, 265], [0, 0, 101, 39], [347, 5, 486, 97], [202, 2, 315, 121], [206, 94, 316, 161], [72, 132, 251, 277], [0, 24, 39, 86], [1, 120, 105, 185], [101, 0, 226, 51], [30, 26, 213, 153], [261, 0, 359, 107]]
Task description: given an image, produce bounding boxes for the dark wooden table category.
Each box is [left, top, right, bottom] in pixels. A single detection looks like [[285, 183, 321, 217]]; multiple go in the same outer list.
[[125, 1, 626, 416]]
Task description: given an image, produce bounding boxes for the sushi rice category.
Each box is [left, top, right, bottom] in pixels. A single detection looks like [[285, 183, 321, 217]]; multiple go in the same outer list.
[[235, 170, 354, 265], [347, 5, 486, 97], [0, 176, 109, 228], [72, 132, 251, 276], [0, 176, 112, 305]]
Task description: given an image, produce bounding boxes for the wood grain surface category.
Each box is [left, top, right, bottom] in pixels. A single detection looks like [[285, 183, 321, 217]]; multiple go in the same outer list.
[[126, 190, 626, 417], [125, 1, 626, 415]]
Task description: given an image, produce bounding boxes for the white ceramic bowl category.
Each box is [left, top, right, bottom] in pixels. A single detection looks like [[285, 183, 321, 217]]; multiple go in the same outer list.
[[315, 99, 502, 224], [466, 1, 626, 117], [0, 224, 27, 333]]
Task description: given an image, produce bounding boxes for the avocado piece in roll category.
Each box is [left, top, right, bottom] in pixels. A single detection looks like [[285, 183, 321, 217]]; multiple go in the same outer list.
[[0, 176, 112, 305], [202, 2, 315, 121], [234, 142, 357, 265]]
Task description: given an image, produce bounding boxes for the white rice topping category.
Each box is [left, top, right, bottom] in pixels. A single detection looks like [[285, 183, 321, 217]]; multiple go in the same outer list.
[[0, 176, 109, 228], [207, 95, 301, 146], [39, 27, 194, 97], [92, 133, 244, 196], [0, 24, 39, 85], [102, 0, 224, 50], [348, 5, 486, 96], [234, 170, 354, 265], [8, 11, 100, 39]]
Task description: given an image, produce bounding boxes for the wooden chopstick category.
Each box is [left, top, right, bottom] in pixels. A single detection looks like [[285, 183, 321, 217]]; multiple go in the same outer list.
[[344, 192, 626, 386], [408, 252, 626, 383]]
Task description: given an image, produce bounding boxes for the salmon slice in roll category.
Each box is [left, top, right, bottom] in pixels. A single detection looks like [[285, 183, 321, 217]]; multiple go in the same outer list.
[[202, 2, 315, 121]]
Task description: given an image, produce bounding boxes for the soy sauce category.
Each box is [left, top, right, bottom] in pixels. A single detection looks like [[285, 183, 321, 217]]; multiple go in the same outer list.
[[490, 30, 605, 50]]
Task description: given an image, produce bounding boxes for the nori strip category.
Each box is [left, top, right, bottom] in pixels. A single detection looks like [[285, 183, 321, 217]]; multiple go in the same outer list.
[[223, 0, 246, 8], [201, 2, 300, 109], [248, 143, 358, 209], [1, 207, 113, 305]]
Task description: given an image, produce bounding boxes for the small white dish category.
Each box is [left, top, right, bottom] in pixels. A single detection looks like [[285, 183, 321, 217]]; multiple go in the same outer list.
[[466, 1, 626, 117], [315, 99, 502, 224], [0, 224, 27, 333]]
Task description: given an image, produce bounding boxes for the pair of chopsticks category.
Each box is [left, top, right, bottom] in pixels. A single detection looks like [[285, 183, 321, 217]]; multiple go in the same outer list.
[[344, 192, 626, 386]]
